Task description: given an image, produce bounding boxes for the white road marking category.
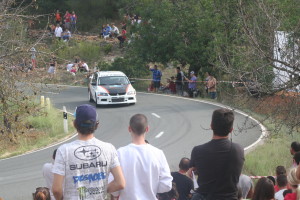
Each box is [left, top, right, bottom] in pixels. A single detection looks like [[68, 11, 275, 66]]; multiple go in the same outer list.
[[155, 131, 164, 138], [42, 91, 60, 94], [151, 113, 161, 118]]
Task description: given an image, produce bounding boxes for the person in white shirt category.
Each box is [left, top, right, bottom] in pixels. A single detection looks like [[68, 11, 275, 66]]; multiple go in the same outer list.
[[52, 104, 125, 200], [42, 149, 57, 200], [274, 174, 288, 200], [111, 24, 119, 38], [54, 24, 63, 40], [110, 114, 173, 200]]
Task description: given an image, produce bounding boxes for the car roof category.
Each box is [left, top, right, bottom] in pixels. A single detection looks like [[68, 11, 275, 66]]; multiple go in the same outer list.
[[95, 71, 126, 77]]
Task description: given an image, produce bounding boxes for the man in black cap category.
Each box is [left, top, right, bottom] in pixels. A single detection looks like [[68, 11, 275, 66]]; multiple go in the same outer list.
[[52, 104, 125, 200]]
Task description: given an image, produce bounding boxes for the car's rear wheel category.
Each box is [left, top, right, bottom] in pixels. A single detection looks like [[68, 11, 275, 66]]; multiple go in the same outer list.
[[88, 90, 93, 102]]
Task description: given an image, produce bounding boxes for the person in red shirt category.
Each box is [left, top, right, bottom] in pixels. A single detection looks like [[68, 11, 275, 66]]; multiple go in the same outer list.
[[55, 10, 61, 24], [117, 28, 126, 48], [64, 10, 71, 30]]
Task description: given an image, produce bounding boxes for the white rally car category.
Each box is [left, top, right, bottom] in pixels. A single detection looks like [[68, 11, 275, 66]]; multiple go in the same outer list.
[[88, 71, 136, 105]]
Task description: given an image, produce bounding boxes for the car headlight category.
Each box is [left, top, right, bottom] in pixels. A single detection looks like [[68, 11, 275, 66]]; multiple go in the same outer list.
[[127, 91, 136, 95], [98, 92, 108, 96]]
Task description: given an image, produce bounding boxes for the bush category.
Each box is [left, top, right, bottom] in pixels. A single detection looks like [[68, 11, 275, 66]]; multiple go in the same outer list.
[[103, 44, 113, 55]]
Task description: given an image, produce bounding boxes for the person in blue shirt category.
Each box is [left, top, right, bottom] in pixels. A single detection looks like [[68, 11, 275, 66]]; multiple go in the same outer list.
[[185, 71, 197, 97], [149, 65, 162, 93]]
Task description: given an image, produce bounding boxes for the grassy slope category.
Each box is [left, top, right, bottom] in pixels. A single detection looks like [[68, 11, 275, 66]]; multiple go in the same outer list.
[[0, 106, 75, 159]]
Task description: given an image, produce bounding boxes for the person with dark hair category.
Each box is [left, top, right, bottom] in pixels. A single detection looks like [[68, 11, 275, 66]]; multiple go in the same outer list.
[[267, 176, 276, 186], [275, 174, 288, 200], [34, 187, 50, 200], [110, 114, 172, 200], [175, 67, 184, 96], [190, 108, 244, 200], [52, 104, 125, 200], [277, 166, 287, 176], [290, 142, 300, 155], [291, 142, 300, 167], [42, 149, 57, 200], [293, 152, 300, 166], [274, 166, 287, 192], [149, 65, 162, 93], [252, 177, 275, 200], [171, 158, 193, 200]]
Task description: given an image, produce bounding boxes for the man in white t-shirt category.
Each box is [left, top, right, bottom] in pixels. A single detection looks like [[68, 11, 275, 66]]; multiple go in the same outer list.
[[274, 174, 288, 200], [110, 114, 172, 200], [54, 24, 63, 40], [52, 104, 125, 200], [43, 149, 57, 200]]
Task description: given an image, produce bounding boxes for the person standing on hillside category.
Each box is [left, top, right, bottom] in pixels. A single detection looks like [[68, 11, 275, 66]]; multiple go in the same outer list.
[[207, 72, 217, 99], [185, 71, 197, 97], [70, 11, 77, 33], [110, 114, 173, 200], [176, 67, 184, 96], [54, 24, 63, 40], [52, 104, 125, 200], [149, 65, 162, 93], [64, 10, 71, 30], [55, 10, 61, 25], [190, 108, 244, 200]]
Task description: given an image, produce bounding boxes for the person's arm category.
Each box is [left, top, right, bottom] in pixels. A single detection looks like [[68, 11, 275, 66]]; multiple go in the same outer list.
[[157, 152, 173, 193], [107, 166, 125, 193], [52, 173, 64, 200], [296, 164, 300, 180]]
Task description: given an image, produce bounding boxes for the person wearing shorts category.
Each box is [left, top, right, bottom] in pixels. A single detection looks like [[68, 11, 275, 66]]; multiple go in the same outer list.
[[149, 65, 162, 93]]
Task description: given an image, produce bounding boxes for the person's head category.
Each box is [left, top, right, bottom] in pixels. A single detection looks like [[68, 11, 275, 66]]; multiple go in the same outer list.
[[65, 10, 69, 14], [267, 176, 276, 185], [276, 174, 288, 188], [34, 187, 50, 200], [252, 177, 275, 200], [190, 71, 195, 76], [72, 11, 75, 14], [205, 72, 209, 77], [56, 10, 59, 13], [211, 109, 234, 137], [112, 23, 115, 27], [52, 149, 57, 160], [129, 114, 148, 136], [293, 152, 300, 165], [290, 141, 300, 155], [276, 166, 287, 176], [170, 76, 175, 80], [56, 23, 60, 27], [176, 67, 180, 72], [178, 157, 190, 172], [74, 104, 99, 135], [283, 189, 293, 197], [154, 65, 158, 69], [107, 24, 110, 27]]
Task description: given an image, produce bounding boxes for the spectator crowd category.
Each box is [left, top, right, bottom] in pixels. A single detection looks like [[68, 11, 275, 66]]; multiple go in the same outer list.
[[9, 105, 298, 200]]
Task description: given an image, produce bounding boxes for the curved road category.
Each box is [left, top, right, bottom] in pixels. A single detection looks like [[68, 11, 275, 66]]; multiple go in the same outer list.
[[0, 86, 263, 200]]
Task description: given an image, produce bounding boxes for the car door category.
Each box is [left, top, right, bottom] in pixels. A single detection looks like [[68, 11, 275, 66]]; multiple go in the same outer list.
[[90, 73, 98, 101]]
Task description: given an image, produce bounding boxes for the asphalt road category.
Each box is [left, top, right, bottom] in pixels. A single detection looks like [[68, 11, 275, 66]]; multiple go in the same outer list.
[[0, 86, 263, 200]]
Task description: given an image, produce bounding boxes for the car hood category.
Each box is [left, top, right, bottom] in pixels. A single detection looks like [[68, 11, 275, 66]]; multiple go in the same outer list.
[[100, 85, 128, 95]]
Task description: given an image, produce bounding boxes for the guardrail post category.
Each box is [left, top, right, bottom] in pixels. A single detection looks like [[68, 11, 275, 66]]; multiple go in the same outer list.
[[40, 96, 45, 107], [46, 98, 51, 110], [63, 106, 68, 134]]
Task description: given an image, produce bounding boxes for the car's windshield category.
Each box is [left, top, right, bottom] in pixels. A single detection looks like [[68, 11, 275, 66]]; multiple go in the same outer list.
[[98, 76, 130, 85]]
